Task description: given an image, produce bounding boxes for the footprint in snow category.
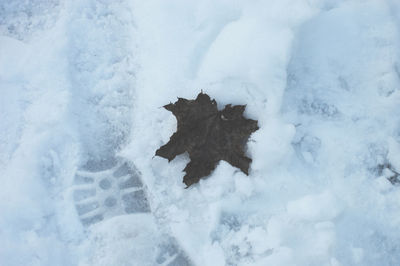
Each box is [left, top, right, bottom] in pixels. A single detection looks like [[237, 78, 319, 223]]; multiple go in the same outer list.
[[72, 156, 192, 266]]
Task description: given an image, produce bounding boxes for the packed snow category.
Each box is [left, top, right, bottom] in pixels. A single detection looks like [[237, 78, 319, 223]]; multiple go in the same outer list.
[[1, 0, 400, 265]]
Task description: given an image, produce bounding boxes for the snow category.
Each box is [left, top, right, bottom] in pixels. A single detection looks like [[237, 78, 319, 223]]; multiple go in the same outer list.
[[2, 0, 400, 265], [79, 214, 159, 266]]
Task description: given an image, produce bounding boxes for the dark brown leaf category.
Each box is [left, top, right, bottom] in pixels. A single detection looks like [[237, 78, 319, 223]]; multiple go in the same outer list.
[[156, 92, 259, 187]]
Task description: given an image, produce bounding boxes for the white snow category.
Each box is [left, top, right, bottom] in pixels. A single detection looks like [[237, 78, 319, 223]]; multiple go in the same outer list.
[[2, 0, 400, 265]]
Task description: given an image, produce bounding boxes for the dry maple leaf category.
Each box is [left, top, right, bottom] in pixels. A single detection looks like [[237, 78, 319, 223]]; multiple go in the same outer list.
[[156, 92, 259, 187]]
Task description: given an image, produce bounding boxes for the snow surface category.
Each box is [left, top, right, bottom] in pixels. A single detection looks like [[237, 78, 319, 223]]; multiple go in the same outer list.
[[2, 0, 400, 265]]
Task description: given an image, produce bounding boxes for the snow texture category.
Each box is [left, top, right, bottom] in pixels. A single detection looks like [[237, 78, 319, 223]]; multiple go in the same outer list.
[[1, 0, 400, 265]]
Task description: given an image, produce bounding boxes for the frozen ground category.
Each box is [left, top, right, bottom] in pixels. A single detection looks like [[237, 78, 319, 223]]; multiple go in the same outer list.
[[1, 0, 400, 265]]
